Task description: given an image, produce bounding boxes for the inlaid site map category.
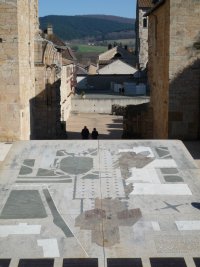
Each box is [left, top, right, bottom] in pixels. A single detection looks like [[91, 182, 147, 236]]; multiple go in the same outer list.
[[0, 140, 200, 267]]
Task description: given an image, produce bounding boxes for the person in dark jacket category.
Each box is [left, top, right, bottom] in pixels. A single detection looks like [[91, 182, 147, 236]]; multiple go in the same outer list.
[[81, 126, 90, 139], [91, 128, 99, 139]]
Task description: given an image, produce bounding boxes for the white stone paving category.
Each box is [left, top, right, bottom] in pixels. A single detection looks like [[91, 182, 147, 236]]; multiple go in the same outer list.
[[176, 221, 200, 231], [0, 142, 12, 161], [37, 239, 60, 257], [0, 223, 41, 237], [130, 183, 192, 195], [0, 140, 199, 266]]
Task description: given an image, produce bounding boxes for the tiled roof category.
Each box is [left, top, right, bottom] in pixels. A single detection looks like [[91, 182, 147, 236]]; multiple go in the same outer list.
[[138, 0, 154, 8], [42, 31, 76, 61]]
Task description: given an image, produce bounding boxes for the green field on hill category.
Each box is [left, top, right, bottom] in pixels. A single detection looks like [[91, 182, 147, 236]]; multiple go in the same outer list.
[[70, 44, 107, 53]]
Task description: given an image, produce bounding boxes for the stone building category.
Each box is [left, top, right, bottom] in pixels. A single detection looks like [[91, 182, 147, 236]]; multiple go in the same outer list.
[[0, 1, 76, 141], [135, 0, 153, 70], [98, 46, 135, 69], [147, 0, 200, 140], [41, 25, 77, 136], [0, 0, 38, 141], [32, 35, 64, 139]]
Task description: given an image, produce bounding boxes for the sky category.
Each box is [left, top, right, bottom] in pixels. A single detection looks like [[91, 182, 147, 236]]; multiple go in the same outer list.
[[39, 0, 136, 18]]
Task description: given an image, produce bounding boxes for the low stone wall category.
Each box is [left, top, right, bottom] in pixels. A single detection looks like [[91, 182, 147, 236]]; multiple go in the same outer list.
[[122, 104, 153, 139], [71, 97, 150, 114]]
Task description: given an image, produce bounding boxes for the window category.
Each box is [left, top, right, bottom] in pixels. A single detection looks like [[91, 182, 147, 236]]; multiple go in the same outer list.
[[143, 17, 148, 28]]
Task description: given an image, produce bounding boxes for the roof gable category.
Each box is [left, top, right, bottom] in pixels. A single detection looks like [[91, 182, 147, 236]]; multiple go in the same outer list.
[[98, 59, 137, 75]]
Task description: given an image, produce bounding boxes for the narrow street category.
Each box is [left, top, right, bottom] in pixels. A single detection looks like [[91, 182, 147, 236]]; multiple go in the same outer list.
[[66, 113, 123, 139]]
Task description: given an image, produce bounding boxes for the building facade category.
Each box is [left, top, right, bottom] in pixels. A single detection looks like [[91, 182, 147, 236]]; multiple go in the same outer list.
[[135, 0, 153, 70], [0, 0, 38, 141], [0, 0, 76, 141], [148, 0, 200, 140]]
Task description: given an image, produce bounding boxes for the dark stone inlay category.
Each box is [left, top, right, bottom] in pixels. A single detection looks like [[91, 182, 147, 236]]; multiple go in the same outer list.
[[43, 189, 74, 237], [194, 258, 200, 267], [150, 258, 187, 267], [63, 259, 98, 267], [192, 202, 200, 210], [0, 259, 11, 267], [156, 147, 170, 158], [107, 258, 143, 267], [60, 157, 93, 175], [161, 168, 179, 174], [23, 159, 35, 167], [164, 176, 183, 183], [37, 168, 55, 176], [0, 190, 47, 219], [16, 179, 72, 184], [19, 166, 33, 175], [18, 259, 54, 267], [164, 155, 173, 159], [158, 201, 183, 212], [82, 174, 99, 180]]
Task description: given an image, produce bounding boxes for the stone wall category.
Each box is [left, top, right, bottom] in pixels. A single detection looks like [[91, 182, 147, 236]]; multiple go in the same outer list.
[[122, 104, 153, 139], [138, 9, 149, 69], [148, 0, 170, 139], [168, 0, 200, 139], [31, 40, 65, 139], [148, 0, 200, 140], [0, 0, 37, 141], [71, 96, 150, 114], [60, 64, 75, 124]]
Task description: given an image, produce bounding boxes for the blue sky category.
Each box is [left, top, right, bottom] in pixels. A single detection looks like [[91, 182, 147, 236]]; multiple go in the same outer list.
[[39, 0, 136, 18]]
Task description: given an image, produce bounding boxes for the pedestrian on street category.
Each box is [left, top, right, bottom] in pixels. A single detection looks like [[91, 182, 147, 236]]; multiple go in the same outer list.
[[81, 126, 90, 139], [91, 128, 99, 139]]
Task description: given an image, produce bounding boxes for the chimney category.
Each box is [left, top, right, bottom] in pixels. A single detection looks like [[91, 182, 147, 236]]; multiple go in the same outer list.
[[108, 44, 112, 50], [47, 24, 53, 35]]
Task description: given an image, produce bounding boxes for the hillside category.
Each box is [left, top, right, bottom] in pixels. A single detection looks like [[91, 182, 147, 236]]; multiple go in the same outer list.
[[39, 15, 135, 41]]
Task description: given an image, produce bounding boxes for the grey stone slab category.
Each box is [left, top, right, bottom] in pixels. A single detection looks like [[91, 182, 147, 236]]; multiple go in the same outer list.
[[161, 168, 179, 174], [0, 190, 47, 219], [164, 176, 184, 183], [43, 189, 74, 237], [60, 157, 93, 175]]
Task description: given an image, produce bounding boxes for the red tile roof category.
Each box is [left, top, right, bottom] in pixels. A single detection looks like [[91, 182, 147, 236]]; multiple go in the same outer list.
[[138, 0, 154, 8]]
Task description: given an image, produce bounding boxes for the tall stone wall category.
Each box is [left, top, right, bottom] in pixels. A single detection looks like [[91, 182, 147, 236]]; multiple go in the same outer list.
[[0, 0, 20, 140], [60, 64, 74, 124], [138, 9, 149, 69], [148, 0, 170, 139], [0, 0, 38, 141], [168, 0, 200, 139]]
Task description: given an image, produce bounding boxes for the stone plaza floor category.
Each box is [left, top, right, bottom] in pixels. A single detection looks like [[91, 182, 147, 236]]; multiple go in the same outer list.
[[0, 140, 200, 267]]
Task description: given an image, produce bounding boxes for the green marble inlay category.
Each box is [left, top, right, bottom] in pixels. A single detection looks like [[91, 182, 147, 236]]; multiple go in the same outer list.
[[0, 190, 47, 219]]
